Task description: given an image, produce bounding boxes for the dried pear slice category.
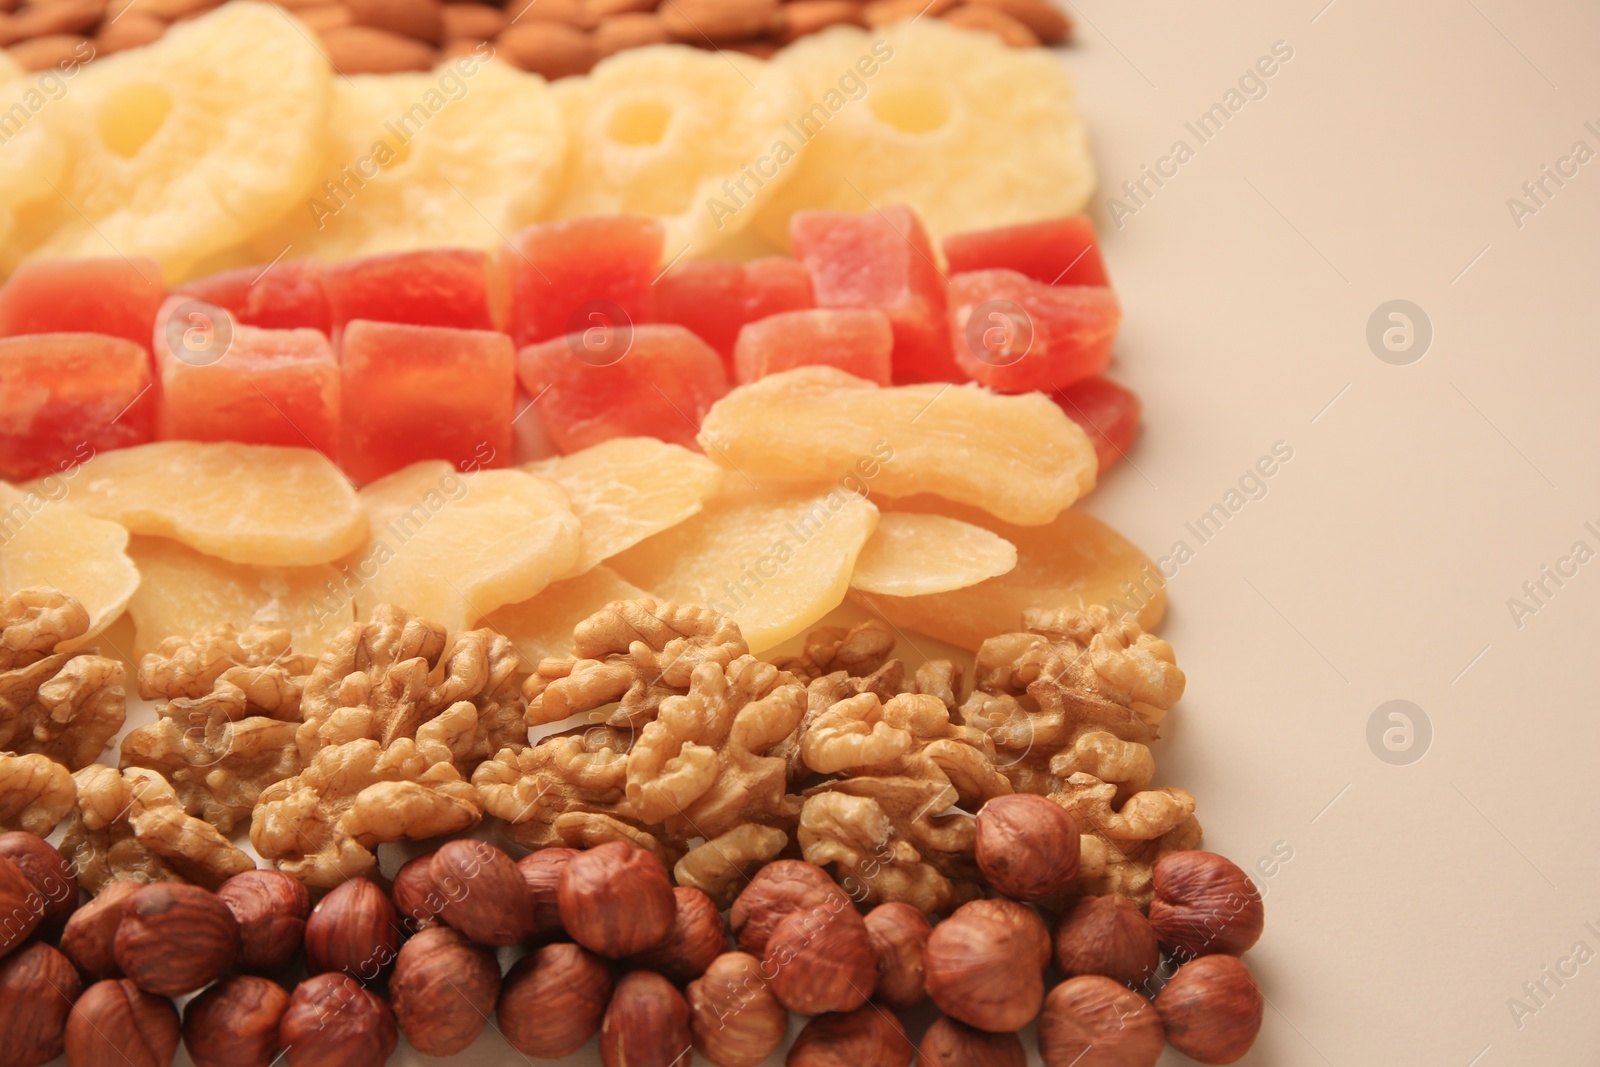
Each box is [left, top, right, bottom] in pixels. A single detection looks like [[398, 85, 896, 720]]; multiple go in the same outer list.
[[0, 482, 138, 651], [850, 511, 1016, 597], [481, 565, 648, 667]]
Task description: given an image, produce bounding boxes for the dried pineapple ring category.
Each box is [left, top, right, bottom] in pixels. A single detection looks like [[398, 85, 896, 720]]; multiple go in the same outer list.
[[42, 442, 368, 567], [350, 461, 582, 634], [32, 2, 331, 281], [754, 20, 1095, 249], [548, 45, 806, 255], [609, 485, 878, 653], [252, 58, 565, 262], [525, 437, 724, 576], [0, 62, 72, 274], [481, 565, 647, 667], [0, 483, 138, 652], [850, 512, 1016, 597], [698, 366, 1096, 526]]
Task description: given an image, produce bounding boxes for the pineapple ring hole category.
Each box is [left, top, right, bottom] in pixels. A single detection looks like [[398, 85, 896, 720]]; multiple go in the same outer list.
[[868, 85, 952, 135], [99, 83, 174, 159], [608, 101, 673, 146]]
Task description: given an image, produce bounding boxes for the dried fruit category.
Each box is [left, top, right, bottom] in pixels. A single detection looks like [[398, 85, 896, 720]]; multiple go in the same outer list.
[[1053, 894, 1160, 989], [687, 951, 787, 1067], [764, 903, 879, 1016], [391, 925, 502, 1057], [923, 899, 1046, 1032], [850, 511, 1017, 596], [918, 1015, 1028, 1067], [1148, 850, 1264, 959], [181, 975, 290, 1067], [863, 901, 931, 1011], [216, 870, 311, 975], [557, 841, 676, 958], [0, 485, 139, 648], [1154, 954, 1263, 1065], [599, 970, 693, 1067], [629, 885, 728, 983], [304, 877, 400, 983], [788, 1005, 913, 1067], [974, 793, 1081, 900], [279, 973, 398, 1067], [1038, 974, 1165, 1067], [65, 979, 181, 1067], [431, 838, 534, 946], [482, 565, 648, 665], [113, 883, 241, 997], [499, 942, 613, 1058], [0, 942, 82, 1067]]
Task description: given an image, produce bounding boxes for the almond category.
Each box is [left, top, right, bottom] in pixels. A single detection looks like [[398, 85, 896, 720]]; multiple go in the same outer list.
[[659, 0, 780, 43], [296, 3, 354, 34], [587, 0, 657, 15], [441, 1, 504, 39], [966, 0, 1067, 44], [6, 33, 91, 71], [942, 3, 1038, 47], [506, 0, 599, 31], [7, 0, 103, 41], [496, 20, 597, 78], [864, 0, 957, 26], [592, 10, 668, 54], [346, 0, 444, 41], [775, 0, 863, 43], [94, 11, 166, 53], [320, 24, 437, 73]]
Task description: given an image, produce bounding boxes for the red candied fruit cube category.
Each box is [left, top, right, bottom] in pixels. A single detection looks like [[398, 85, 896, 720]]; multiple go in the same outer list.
[[325, 248, 495, 332], [743, 257, 813, 321], [0, 258, 165, 352], [174, 259, 332, 335], [503, 216, 664, 349], [943, 216, 1111, 288], [733, 308, 892, 386], [515, 324, 728, 453], [1053, 375, 1141, 471], [790, 206, 958, 384], [652, 257, 814, 365], [0, 333, 153, 480], [341, 320, 515, 484], [946, 269, 1121, 393]]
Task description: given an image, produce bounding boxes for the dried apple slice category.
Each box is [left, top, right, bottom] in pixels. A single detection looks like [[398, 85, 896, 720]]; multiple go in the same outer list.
[[481, 565, 648, 667], [609, 485, 878, 653], [124, 535, 352, 661], [698, 367, 1096, 526], [350, 461, 582, 633], [43, 442, 366, 567], [525, 437, 723, 576], [0, 483, 139, 651], [850, 497, 1165, 649], [850, 512, 1016, 597]]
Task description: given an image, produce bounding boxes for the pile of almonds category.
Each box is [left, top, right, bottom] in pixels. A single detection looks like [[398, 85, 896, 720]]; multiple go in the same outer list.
[[0, 0, 1071, 76], [0, 791, 1265, 1067]]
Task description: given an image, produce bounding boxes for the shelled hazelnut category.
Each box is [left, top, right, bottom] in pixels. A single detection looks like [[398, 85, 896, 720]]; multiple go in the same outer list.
[[1038, 975, 1165, 1067], [1053, 894, 1161, 989], [764, 901, 879, 1016], [182, 975, 290, 1067], [918, 1015, 1027, 1067], [65, 979, 181, 1067], [113, 883, 241, 997], [973, 794, 1081, 900], [629, 885, 728, 983], [730, 859, 849, 956], [0, 831, 78, 939], [787, 1005, 913, 1067], [303, 877, 400, 983], [279, 972, 397, 1067], [1148, 851, 1264, 959], [392, 851, 442, 932], [599, 969, 693, 1067], [687, 951, 788, 1067], [498, 941, 614, 1057], [963, 898, 1053, 970], [217, 870, 311, 974], [516, 846, 576, 942], [557, 841, 675, 958], [59, 881, 140, 981], [0, 852, 42, 958], [863, 901, 931, 1011], [923, 899, 1047, 1032], [1154, 954, 1264, 1065], [0, 942, 82, 1067], [431, 838, 534, 946], [391, 925, 502, 1057]]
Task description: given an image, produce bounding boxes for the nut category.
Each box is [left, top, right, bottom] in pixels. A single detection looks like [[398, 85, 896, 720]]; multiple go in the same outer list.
[[730, 859, 848, 956], [392, 851, 442, 932], [498, 941, 613, 1058], [960, 897, 1053, 970], [1154, 954, 1263, 1065], [923, 900, 1046, 1033], [516, 846, 576, 942], [787, 1005, 913, 1067], [1038, 975, 1165, 1067], [918, 1015, 1027, 1067], [629, 885, 728, 983], [65, 979, 181, 1067], [181, 975, 289, 1067], [687, 951, 787, 1067], [1148, 851, 1264, 959], [280, 973, 398, 1067], [599, 970, 693, 1067], [391, 925, 502, 1057], [0, 831, 78, 939], [557, 841, 675, 958], [763, 902, 878, 1016], [304, 877, 400, 983], [114, 883, 241, 997], [974, 794, 1081, 900], [1053, 894, 1160, 989], [0, 942, 82, 1067], [863, 901, 931, 1011], [59, 882, 140, 981], [217, 870, 311, 975], [0, 852, 42, 959], [431, 838, 534, 946]]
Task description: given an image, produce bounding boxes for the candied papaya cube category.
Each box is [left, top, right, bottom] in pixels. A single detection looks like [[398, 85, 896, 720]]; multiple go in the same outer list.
[[790, 206, 958, 384], [0, 258, 165, 352], [943, 216, 1111, 288], [340, 320, 515, 484], [947, 269, 1121, 393], [516, 324, 729, 453], [325, 248, 495, 332], [1054, 375, 1141, 471], [653, 258, 815, 365], [173, 259, 333, 334], [503, 216, 664, 348], [733, 308, 892, 385], [743, 256, 814, 320], [0, 333, 153, 480]]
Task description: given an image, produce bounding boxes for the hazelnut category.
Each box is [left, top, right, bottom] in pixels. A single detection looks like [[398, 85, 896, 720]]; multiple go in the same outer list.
[[217, 870, 311, 975], [431, 838, 534, 946], [763, 900, 878, 1016], [59, 881, 140, 981], [0, 852, 42, 959], [687, 951, 787, 1067], [629, 885, 728, 982], [0, 831, 78, 939], [923, 900, 1046, 1032], [863, 901, 931, 1011], [279, 972, 397, 1067], [114, 883, 241, 997], [1054, 894, 1161, 989], [1038, 974, 1165, 1067], [391, 925, 502, 1057], [918, 1015, 1027, 1067], [963, 897, 1053, 970], [516, 846, 576, 942], [1148, 850, 1264, 959], [65, 979, 181, 1067], [391, 851, 442, 932], [787, 1005, 913, 1067], [731, 859, 847, 956], [557, 841, 675, 957], [974, 794, 1081, 900], [498, 941, 613, 1057], [0, 942, 82, 1067], [181, 975, 289, 1067], [1154, 954, 1263, 1065], [303, 877, 400, 983], [600, 969, 693, 1067]]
